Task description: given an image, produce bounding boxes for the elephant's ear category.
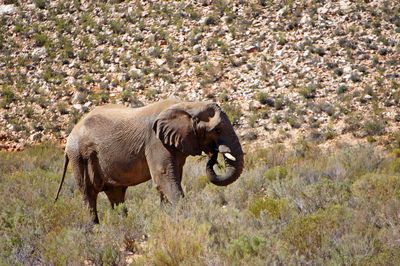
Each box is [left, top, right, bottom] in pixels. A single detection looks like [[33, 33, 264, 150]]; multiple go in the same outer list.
[[153, 108, 201, 155]]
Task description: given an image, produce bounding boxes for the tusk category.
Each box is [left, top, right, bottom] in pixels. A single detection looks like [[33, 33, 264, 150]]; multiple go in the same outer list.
[[224, 153, 236, 161]]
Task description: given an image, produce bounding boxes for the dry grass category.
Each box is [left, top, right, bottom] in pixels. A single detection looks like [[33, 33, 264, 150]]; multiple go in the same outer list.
[[1, 142, 400, 265]]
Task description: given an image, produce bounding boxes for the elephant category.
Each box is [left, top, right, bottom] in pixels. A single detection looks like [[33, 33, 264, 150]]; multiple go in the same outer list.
[[54, 98, 244, 223]]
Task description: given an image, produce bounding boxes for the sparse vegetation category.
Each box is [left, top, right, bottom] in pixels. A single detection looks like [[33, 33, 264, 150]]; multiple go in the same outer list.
[[1, 0, 399, 150], [222, 102, 242, 125], [1, 142, 399, 264]]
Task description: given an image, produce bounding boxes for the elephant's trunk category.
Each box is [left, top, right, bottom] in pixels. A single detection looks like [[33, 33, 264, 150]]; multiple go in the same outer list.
[[206, 140, 244, 186]]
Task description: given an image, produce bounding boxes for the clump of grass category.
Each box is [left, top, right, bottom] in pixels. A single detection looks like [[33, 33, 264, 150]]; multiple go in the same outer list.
[[148, 215, 210, 265], [299, 83, 317, 99], [227, 234, 266, 261], [352, 174, 400, 204], [337, 84, 348, 94], [34, 32, 49, 47], [363, 118, 386, 136], [222, 103, 242, 125], [264, 165, 288, 181], [0, 86, 16, 108], [110, 20, 125, 34], [248, 197, 289, 219], [282, 205, 351, 259], [255, 91, 269, 105]]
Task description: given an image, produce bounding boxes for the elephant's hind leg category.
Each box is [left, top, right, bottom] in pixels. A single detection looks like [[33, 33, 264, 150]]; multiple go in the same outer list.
[[70, 156, 100, 224]]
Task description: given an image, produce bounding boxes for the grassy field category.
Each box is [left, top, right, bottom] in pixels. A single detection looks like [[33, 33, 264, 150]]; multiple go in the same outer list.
[[1, 142, 400, 265]]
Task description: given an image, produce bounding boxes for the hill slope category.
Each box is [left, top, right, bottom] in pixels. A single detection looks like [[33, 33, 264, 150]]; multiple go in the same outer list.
[[0, 0, 399, 150]]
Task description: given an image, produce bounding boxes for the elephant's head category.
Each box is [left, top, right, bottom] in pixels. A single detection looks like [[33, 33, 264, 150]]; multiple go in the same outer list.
[[153, 101, 244, 186]]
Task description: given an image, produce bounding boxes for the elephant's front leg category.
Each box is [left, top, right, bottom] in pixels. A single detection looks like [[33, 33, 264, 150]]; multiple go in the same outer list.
[[147, 147, 185, 204]]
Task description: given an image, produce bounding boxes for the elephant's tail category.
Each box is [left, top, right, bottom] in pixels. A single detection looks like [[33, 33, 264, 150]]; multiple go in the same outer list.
[[54, 153, 69, 203]]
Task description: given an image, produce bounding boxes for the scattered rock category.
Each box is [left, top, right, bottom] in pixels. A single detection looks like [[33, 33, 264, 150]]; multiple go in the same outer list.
[[242, 131, 258, 141], [0, 0, 399, 151], [0, 5, 16, 15]]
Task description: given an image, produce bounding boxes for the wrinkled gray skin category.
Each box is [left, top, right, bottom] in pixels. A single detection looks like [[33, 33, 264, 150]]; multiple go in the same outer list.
[[55, 99, 244, 223]]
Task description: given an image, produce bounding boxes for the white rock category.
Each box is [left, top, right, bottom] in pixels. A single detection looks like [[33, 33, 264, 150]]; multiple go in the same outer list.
[[193, 44, 202, 54], [275, 49, 284, 57], [343, 66, 352, 74], [0, 5, 16, 15], [300, 14, 311, 25], [318, 6, 329, 14], [364, 95, 373, 100], [32, 47, 47, 59], [84, 101, 92, 108], [339, 0, 351, 12], [73, 104, 82, 111], [72, 91, 85, 104], [155, 58, 166, 66]]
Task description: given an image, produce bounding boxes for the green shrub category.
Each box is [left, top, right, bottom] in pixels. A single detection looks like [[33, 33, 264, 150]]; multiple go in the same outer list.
[[360, 247, 400, 266], [222, 103, 242, 125], [299, 84, 317, 99], [264, 166, 288, 181], [0, 86, 16, 108], [34, 0, 46, 9], [149, 215, 210, 265], [228, 235, 266, 260], [248, 113, 259, 128], [301, 178, 351, 212], [110, 20, 125, 34], [282, 205, 351, 259], [248, 197, 289, 219], [33, 32, 49, 47], [364, 118, 386, 136], [337, 84, 348, 94], [352, 174, 400, 204], [255, 91, 268, 104]]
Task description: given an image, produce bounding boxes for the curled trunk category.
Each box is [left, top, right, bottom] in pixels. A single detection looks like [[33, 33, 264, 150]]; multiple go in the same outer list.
[[206, 143, 244, 186]]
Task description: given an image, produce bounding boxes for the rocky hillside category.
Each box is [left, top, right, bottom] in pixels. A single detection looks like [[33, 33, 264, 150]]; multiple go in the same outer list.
[[1, 0, 399, 151]]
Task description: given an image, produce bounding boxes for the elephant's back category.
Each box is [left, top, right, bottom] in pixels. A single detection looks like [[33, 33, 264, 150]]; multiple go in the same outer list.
[[67, 99, 181, 149], [88, 98, 181, 118]]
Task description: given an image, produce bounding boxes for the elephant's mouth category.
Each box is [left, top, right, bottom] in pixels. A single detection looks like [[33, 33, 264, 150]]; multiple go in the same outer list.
[[203, 141, 217, 157], [205, 142, 243, 186], [204, 142, 237, 162]]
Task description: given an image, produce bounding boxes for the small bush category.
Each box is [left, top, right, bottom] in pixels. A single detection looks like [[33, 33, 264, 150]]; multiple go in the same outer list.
[[299, 84, 317, 99], [0, 86, 16, 108], [255, 91, 269, 105], [363, 118, 385, 136], [352, 174, 400, 204], [148, 215, 210, 265], [110, 20, 125, 34], [264, 166, 288, 181], [222, 103, 242, 125], [248, 197, 289, 219], [34, 0, 46, 9], [337, 84, 348, 94], [350, 72, 362, 82], [228, 235, 266, 260], [33, 32, 49, 47], [282, 205, 351, 259]]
